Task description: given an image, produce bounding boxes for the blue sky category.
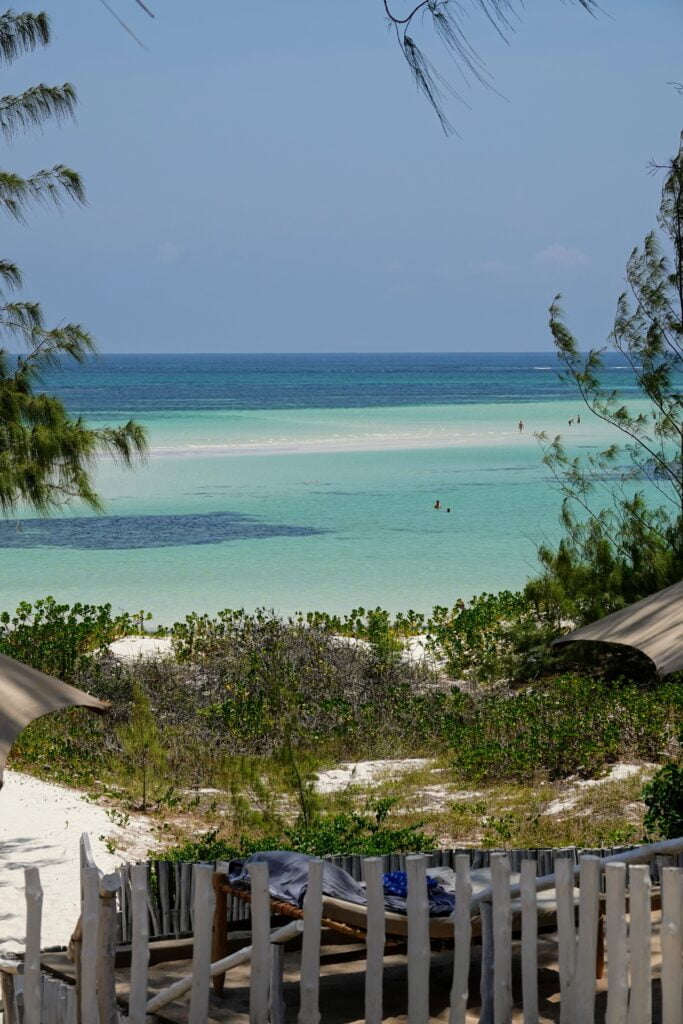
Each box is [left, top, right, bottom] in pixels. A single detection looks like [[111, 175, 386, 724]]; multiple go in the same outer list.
[[4, 0, 682, 352]]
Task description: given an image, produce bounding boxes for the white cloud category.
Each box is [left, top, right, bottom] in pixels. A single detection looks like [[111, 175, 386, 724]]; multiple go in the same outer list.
[[534, 243, 591, 269]]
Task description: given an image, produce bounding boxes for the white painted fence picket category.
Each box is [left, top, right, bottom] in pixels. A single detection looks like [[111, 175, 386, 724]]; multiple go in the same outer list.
[[449, 853, 472, 1024], [299, 857, 324, 1024], [406, 854, 430, 1024], [23, 867, 43, 1024], [5, 842, 683, 1024], [364, 857, 386, 1024], [127, 863, 149, 1024], [605, 862, 628, 1024], [519, 858, 538, 1024], [628, 864, 652, 1024], [189, 864, 215, 1024]]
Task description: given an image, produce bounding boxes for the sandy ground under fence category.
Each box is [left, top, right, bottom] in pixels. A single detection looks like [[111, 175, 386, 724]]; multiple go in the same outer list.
[[0, 770, 154, 952], [41, 913, 665, 1024]]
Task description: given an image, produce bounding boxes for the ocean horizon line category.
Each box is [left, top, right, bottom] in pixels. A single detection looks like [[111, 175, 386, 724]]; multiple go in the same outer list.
[[84, 350, 570, 358]]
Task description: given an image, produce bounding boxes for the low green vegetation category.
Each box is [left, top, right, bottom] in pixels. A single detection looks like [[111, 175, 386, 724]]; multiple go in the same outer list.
[[444, 675, 681, 782], [0, 597, 150, 677], [4, 593, 681, 854], [162, 801, 435, 863], [643, 757, 683, 840]]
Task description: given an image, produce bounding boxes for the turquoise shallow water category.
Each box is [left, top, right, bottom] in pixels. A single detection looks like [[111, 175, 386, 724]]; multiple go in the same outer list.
[[0, 353, 662, 624], [1, 440, 564, 623]]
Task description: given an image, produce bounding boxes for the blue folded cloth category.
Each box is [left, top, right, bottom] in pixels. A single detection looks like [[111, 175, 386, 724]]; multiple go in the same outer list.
[[383, 870, 439, 898], [382, 870, 455, 914]]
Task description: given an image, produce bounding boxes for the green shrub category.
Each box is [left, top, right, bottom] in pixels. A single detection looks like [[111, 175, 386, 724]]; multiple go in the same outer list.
[[10, 606, 440, 793], [277, 811, 433, 857], [161, 828, 238, 863], [427, 591, 538, 683], [0, 596, 150, 678], [117, 682, 168, 811], [642, 761, 683, 839], [10, 707, 107, 787], [166, 608, 436, 761], [6, 596, 681, 814], [443, 675, 683, 782], [160, 804, 434, 861]]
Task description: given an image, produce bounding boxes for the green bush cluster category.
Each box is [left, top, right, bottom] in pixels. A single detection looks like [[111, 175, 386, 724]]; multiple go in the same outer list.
[[0, 596, 150, 677], [164, 608, 435, 763], [5, 597, 681, 818], [443, 675, 683, 782], [10, 706, 107, 787], [161, 806, 434, 862], [427, 591, 533, 682], [642, 760, 683, 840], [9, 604, 438, 791]]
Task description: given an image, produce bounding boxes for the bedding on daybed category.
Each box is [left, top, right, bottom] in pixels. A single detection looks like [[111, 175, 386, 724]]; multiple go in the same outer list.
[[227, 850, 456, 917]]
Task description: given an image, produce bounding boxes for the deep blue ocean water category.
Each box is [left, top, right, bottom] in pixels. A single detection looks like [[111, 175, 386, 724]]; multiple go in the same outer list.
[[40, 351, 640, 414]]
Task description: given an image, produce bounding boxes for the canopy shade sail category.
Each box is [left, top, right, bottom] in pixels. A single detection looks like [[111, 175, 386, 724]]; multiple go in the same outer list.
[[552, 579, 683, 678], [0, 652, 109, 785]]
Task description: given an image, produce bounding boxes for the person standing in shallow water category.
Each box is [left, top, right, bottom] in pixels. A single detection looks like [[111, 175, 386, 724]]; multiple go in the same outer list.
[[518, 420, 524, 433]]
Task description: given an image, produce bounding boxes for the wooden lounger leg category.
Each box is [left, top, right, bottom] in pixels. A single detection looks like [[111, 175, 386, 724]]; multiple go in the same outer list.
[[1, 971, 17, 1024], [479, 902, 494, 1024], [212, 874, 229, 996], [269, 942, 286, 1024], [595, 912, 605, 980]]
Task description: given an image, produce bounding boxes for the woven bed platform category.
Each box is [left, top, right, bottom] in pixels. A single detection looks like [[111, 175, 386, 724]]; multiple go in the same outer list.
[[210, 868, 589, 995]]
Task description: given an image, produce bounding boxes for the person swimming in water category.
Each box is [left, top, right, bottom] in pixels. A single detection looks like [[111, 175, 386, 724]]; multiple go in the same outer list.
[[434, 499, 441, 509]]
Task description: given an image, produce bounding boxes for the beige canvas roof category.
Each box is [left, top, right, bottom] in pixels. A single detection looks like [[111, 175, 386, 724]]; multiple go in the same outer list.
[[0, 652, 109, 784], [552, 579, 683, 678]]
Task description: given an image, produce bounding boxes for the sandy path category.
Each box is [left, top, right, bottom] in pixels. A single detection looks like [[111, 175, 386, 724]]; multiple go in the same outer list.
[[0, 770, 154, 953]]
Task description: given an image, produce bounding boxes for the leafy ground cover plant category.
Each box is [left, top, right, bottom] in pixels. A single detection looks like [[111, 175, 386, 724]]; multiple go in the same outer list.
[[0, 596, 150, 677], [443, 675, 683, 782], [642, 757, 683, 840], [5, 597, 681, 851], [427, 591, 537, 683], [160, 802, 435, 862]]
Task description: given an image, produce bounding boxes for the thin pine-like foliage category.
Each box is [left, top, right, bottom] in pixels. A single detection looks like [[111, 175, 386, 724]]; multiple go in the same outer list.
[[105, 1, 597, 132], [0, 10, 49, 64], [0, 10, 147, 516], [528, 133, 683, 622], [383, 0, 597, 133], [0, 83, 77, 139]]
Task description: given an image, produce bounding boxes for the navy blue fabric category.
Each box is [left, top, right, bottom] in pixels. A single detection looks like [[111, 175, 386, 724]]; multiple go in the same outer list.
[[383, 870, 440, 899], [228, 851, 455, 916]]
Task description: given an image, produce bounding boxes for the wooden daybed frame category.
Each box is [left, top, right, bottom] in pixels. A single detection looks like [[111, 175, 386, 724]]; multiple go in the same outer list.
[[209, 869, 605, 997]]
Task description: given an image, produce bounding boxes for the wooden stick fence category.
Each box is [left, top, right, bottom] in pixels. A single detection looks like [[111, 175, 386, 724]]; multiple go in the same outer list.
[[115, 844, 683, 945], [2, 835, 683, 1023]]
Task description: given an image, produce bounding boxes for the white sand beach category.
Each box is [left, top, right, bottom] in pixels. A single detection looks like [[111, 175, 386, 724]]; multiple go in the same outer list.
[[0, 771, 154, 953], [106, 636, 174, 661]]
